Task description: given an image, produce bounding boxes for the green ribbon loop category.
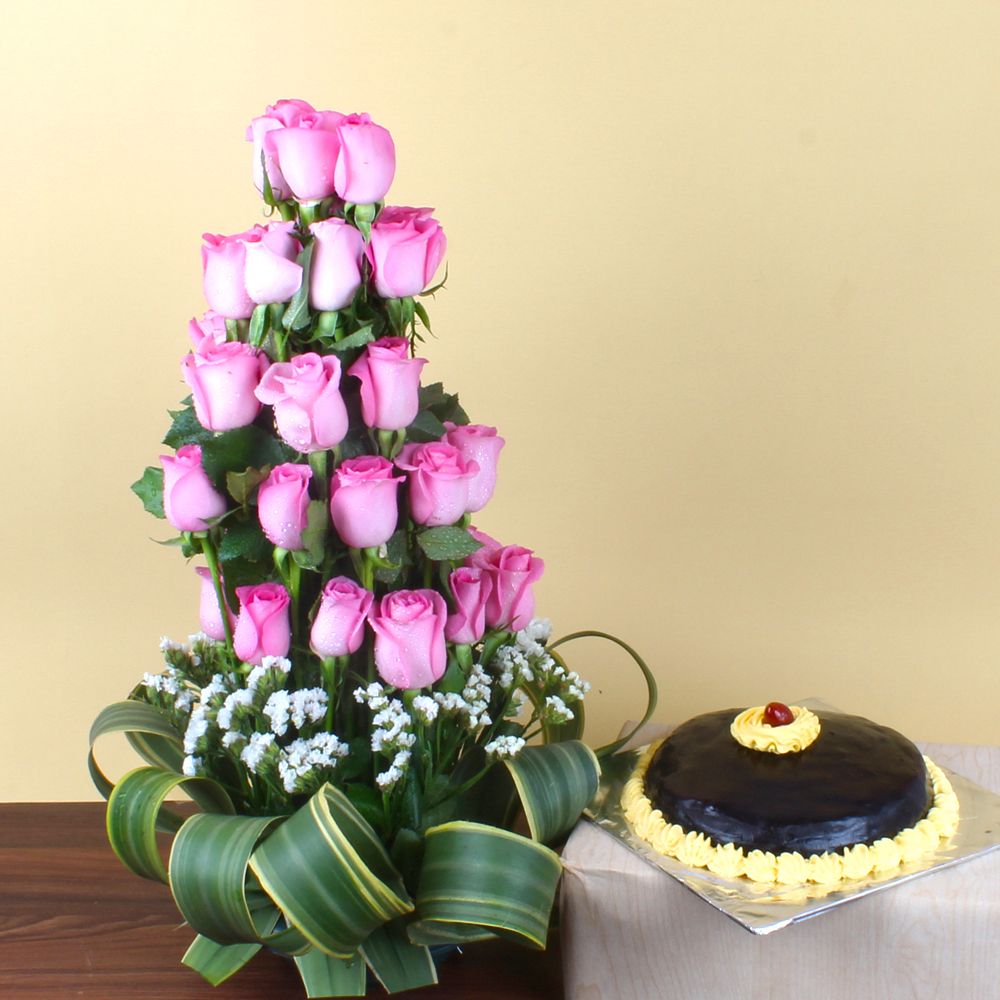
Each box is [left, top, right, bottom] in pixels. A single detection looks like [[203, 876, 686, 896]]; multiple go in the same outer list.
[[408, 821, 562, 950], [504, 740, 601, 844], [106, 767, 234, 882], [249, 784, 413, 959]]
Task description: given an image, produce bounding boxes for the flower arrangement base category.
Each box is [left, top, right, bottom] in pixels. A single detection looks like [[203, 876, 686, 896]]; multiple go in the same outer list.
[[89, 98, 656, 998]]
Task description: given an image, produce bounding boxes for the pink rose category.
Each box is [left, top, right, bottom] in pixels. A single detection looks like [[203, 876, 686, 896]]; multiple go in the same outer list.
[[195, 566, 234, 641], [181, 341, 267, 431], [188, 311, 228, 350], [160, 445, 227, 532], [443, 423, 505, 513], [310, 576, 374, 657], [367, 206, 447, 298], [257, 463, 313, 550], [308, 218, 365, 312], [329, 456, 404, 549], [347, 337, 426, 431], [233, 583, 291, 665], [254, 353, 349, 453], [369, 589, 448, 689], [395, 442, 479, 527], [333, 113, 395, 204], [263, 109, 345, 203], [469, 544, 545, 632], [247, 98, 318, 200], [445, 567, 493, 645], [202, 223, 302, 318]]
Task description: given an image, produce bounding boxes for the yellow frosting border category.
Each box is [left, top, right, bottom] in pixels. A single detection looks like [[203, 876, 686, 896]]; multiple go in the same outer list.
[[621, 738, 959, 885], [730, 704, 821, 754]]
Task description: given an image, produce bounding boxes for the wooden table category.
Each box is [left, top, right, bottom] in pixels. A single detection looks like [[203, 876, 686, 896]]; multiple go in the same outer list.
[[0, 803, 563, 999]]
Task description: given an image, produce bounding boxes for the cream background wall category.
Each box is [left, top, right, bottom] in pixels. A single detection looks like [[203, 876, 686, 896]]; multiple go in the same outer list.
[[1, 1, 998, 800]]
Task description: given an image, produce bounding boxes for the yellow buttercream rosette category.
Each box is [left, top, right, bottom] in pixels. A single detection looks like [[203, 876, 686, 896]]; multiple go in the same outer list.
[[730, 705, 821, 753]]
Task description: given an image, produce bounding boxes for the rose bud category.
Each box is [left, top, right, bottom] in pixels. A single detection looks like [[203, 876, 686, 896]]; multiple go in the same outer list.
[[254, 352, 349, 453], [263, 108, 345, 203], [367, 206, 447, 298], [445, 567, 493, 645], [308, 218, 365, 312], [201, 223, 302, 318], [257, 463, 313, 550], [188, 310, 228, 350], [443, 422, 505, 513], [243, 221, 303, 305], [469, 543, 545, 632], [247, 98, 318, 201], [195, 566, 234, 641], [395, 442, 479, 526], [329, 456, 404, 549], [369, 589, 448, 689], [347, 337, 427, 431], [181, 341, 267, 431], [333, 113, 396, 205], [233, 582, 291, 665], [310, 576, 374, 657], [160, 444, 227, 532]]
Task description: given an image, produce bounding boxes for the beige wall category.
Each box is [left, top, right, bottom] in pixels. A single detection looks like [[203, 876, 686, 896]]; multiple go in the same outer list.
[[2, 1, 998, 801]]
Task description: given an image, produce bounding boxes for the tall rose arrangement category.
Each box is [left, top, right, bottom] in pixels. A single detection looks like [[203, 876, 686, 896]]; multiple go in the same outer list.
[[92, 98, 650, 1000]]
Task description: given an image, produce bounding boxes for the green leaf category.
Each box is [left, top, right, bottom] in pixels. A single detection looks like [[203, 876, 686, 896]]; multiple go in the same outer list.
[[344, 782, 382, 830], [416, 526, 483, 562], [417, 381, 467, 427], [362, 919, 436, 993], [293, 949, 366, 998], [406, 409, 447, 442], [162, 402, 207, 449], [283, 242, 314, 333], [373, 528, 409, 585], [131, 466, 165, 518], [329, 325, 375, 353], [291, 500, 328, 570], [249, 784, 412, 959], [106, 767, 235, 882], [408, 821, 561, 950], [503, 741, 600, 845], [549, 630, 658, 758], [169, 813, 282, 944], [413, 300, 432, 334], [226, 466, 268, 507], [200, 425, 293, 483], [182, 935, 261, 987], [248, 303, 270, 348], [218, 518, 272, 563]]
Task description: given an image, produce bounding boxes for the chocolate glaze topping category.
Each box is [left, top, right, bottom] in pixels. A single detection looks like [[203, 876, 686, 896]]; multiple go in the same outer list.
[[644, 709, 932, 856]]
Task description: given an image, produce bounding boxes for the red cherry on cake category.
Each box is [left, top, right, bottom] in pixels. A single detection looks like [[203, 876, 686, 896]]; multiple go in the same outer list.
[[763, 701, 795, 727]]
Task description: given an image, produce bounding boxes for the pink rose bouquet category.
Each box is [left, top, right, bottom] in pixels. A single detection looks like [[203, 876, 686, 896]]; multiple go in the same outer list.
[[103, 98, 644, 1000]]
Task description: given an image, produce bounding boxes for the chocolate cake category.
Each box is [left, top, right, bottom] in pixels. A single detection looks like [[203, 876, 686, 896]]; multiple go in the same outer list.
[[621, 703, 960, 885], [643, 708, 931, 856]]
